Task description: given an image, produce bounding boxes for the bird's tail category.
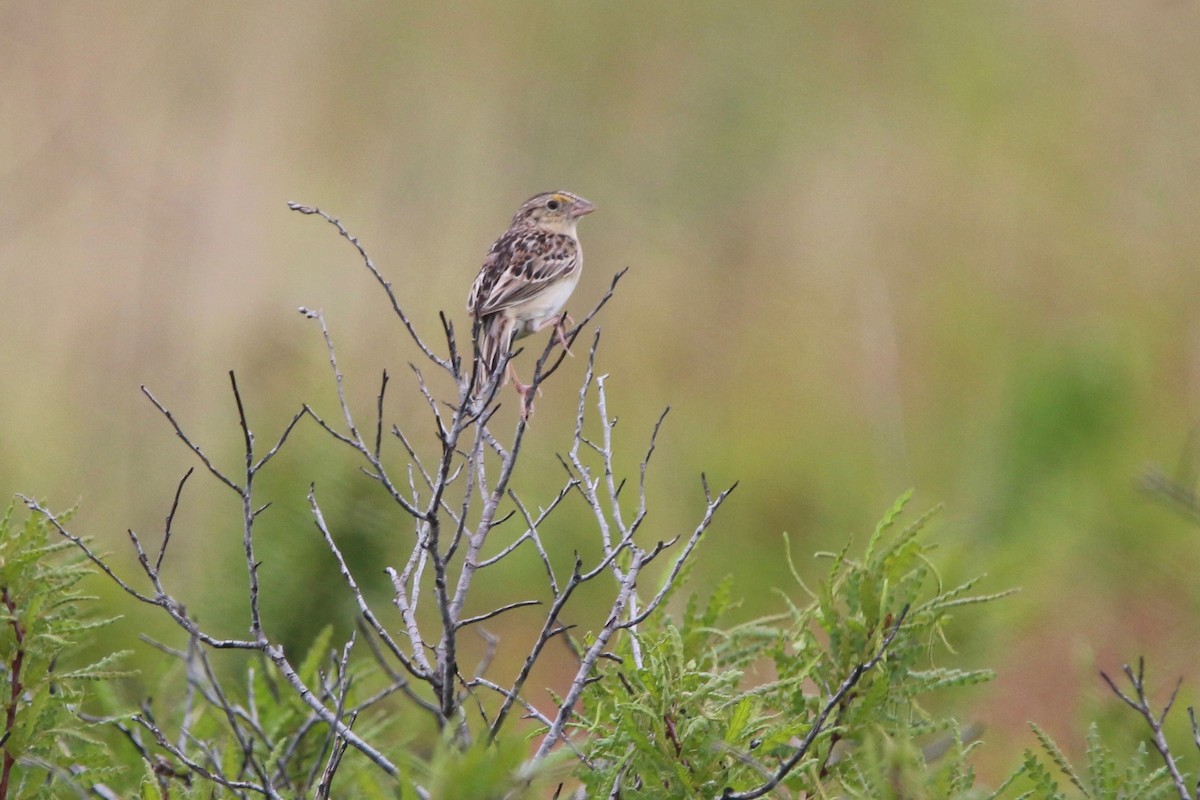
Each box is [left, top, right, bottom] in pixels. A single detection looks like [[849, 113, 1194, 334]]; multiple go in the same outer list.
[[471, 314, 515, 402]]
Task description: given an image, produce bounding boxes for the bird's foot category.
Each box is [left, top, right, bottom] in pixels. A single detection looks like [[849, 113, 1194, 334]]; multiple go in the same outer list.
[[514, 377, 538, 420], [509, 365, 543, 420]]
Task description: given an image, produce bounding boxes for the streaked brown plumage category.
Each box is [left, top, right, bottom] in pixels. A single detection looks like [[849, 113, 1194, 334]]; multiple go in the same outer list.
[[467, 191, 596, 413]]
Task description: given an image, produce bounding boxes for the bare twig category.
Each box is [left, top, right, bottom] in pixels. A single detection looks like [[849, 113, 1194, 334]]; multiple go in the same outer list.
[[1141, 467, 1200, 525], [156, 467, 194, 574], [533, 554, 648, 761], [300, 307, 423, 519], [141, 385, 242, 494], [1190, 708, 1200, 800], [488, 557, 586, 742], [132, 705, 278, 799], [288, 202, 453, 373], [228, 371, 266, 644], [457, 600, 542, 629], [1100, 658, 1190, 800], [315, 716, 353, 800], [308, 486, 429, 684], [264, 643, 399, 777], [623, 477, 738, 628], [470, 678, 592, 766]]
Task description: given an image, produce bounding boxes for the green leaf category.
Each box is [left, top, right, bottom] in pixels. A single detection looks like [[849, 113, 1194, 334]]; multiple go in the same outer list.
[[1031, 722, 1088, 797], [864, 489, 912, 561]]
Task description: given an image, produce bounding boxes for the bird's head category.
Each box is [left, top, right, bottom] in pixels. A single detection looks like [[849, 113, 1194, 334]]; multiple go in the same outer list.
[[511, 191, 596, 234]]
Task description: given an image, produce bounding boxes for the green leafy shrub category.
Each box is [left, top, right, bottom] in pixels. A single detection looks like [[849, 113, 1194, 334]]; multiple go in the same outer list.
[[0, 502, 130, 798], [576, 493, 1007, 798]]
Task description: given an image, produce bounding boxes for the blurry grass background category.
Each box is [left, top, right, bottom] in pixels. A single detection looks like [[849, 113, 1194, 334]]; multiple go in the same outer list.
[[3, 1, 1200, 781]]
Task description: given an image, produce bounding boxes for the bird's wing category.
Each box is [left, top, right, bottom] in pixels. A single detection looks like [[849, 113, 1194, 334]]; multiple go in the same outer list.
[[468, 229, 579, 318]]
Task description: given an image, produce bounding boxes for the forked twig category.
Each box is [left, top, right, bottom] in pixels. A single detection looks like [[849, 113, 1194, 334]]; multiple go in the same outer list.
[[1100, 658, 1191, 800]]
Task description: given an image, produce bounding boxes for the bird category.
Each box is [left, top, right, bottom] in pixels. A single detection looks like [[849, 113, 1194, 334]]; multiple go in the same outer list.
[[467, 190, 596, 416]]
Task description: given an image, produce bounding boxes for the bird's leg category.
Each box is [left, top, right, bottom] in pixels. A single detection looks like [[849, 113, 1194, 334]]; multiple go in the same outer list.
[[552, 312, 575, 356], [508, 362, 539, 420]]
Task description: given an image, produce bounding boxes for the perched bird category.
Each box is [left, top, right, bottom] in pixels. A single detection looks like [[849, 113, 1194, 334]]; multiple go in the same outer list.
[[467, 190, 596, 414]]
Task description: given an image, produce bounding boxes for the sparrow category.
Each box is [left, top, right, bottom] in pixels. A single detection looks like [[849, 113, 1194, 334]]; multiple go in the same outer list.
[[467, 191, 596, 415]]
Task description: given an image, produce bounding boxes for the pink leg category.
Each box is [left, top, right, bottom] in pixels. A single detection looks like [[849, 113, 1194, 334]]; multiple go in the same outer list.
[[508, 362, 537, 419], [550, 312, 575, 356]]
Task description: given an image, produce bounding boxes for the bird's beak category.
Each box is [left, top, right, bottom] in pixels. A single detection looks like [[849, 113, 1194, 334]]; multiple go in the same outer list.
[[570, 198, 597, 218]]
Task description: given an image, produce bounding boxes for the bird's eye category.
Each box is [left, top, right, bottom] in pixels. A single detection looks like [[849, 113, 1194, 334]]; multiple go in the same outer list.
[[546, 198, 561, 211]]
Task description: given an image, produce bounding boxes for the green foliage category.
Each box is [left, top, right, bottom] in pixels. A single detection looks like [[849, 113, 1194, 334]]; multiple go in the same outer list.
[[837, 722, 985, 799], [401, 730, 571, 800], [998, 723, 1176, 800], [18, 486, 1193, 799], [0, 501, 132, 798], [576, 493, 1004, 797]]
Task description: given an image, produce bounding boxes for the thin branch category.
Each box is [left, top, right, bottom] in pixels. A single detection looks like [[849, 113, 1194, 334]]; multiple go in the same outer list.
[[308, 636, 356, 795], [288, 202, 452, 372], [488, 558, 586, 742], [353, 618, 442, 718], [456, 600, 542, 629], [228, 371, 266, 644], [471, 628, 500, 684], [623, 479, 738, 628], [299, 310, 424, 519], [1189, 707, 1200, 800], [156, 467, 194, 574], [21, 497, 156, 606], [265, 643, 400, 778], [386, 554, 437, 679], [410, 363, 447, 439], [308, 486, 428, 683], [253, 406, 308, 473], [532, 553, 647, 761], [196, 646, 274, 791], [1100, 658, 1190, 800], [720, 606, 911, 800], [132, 708, 278, 798], [374, 370, 389, 460], [1141, 467, 1200, 525], [470, 678, 592, 765], [392, 424, 436, 494], [300, 403, 358, 448], [440, 310, 463, 382], [483, 485, 577, 596], [595, 375, 630, 539], [525, 268, 628, 392], [315, 713, 354, 800], [306, 309, 363, 446], [141, 385, 243, 494], [637, 407, 670, 513], [177, 633, 201, 751]]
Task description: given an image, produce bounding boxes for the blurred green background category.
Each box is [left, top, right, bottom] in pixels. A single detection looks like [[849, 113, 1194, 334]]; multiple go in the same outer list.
[[4, 1, 1200, 782]]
